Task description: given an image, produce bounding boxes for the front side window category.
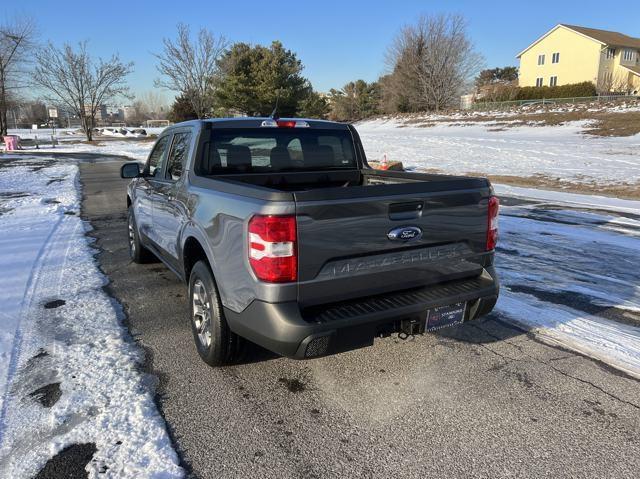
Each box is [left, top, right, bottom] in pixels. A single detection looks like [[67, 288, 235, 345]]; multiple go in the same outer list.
[[606, 48, 616, 59], [147, 136, 170, 177], [198, 128, 357, 174], [550, 76, 558, 87], [552, 52, 560, 63], [166, 132, 192, 180], [538, 54, 545, 65], [536, 77, 544, 87], [623, 49, 635, 61]]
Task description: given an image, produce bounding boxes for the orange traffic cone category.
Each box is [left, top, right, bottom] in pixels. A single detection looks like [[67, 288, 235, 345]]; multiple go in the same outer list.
[[380, 153, 389, 170]]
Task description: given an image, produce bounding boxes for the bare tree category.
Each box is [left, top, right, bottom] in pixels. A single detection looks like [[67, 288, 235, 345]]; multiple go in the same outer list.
[[136, 90, 168, 119], [598, 71, 635, 94], [0, 17, 36, 135], [385, 14, 484, 112], [154, 24, 227, 119], [32, 41, 133, 141]]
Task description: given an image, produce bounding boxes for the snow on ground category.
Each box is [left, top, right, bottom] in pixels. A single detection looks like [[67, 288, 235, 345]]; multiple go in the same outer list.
[[38, 140, 155, 162], [495, 200, 640, 378], [7, 127, 167, 140], [357, 119, 640, 186], [6, 128, 81, 140], [0, 157, 182, 478]]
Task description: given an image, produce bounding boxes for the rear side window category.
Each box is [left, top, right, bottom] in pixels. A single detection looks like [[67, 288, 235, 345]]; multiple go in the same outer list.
[[198, 128, 357, 174], [166, 132, 192, 180], [147, 136, 170, 177]]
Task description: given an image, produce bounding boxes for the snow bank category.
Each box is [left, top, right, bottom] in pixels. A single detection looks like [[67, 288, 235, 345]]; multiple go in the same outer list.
[[0, 158, 182, 478]]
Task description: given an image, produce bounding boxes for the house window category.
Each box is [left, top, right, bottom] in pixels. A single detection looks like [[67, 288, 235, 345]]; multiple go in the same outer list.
[[606, 48, 616, 59], [550, 76, 558, 87], [538, 54, 545, 65], [536, 77, 544, 87], [623, 49, 635, 61], [552, 52, 560, 63]]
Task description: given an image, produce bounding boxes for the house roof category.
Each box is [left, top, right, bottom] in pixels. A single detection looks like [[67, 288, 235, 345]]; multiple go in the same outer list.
[[517, 24, 640, 58], [561, 24, 640, 49]]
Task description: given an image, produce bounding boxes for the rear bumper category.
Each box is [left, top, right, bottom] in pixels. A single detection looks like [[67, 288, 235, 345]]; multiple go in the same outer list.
[[225, 266, 499, 359]]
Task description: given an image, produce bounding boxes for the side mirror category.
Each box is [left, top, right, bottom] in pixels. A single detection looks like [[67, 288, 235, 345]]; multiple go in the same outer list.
[[121, 162, 141, 179]]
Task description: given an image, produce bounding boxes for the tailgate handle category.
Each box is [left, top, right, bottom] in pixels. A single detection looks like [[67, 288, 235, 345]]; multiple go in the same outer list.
[[389, 201, 423, 220]]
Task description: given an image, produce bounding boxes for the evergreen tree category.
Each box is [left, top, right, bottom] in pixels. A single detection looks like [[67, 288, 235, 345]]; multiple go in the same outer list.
[[297, 91, 330, 119], [168, 93, 198, 123], [475, 66, 518, 88], [214, 41, 311, 116], [328, 80, 380, 122]]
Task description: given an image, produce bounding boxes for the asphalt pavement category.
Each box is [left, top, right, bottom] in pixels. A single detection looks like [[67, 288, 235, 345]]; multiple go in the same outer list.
[[80, 159, 640, 479]]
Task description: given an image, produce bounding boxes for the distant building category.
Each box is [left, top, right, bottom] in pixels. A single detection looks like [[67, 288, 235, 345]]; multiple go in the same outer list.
[[105, 105, 124, 122], [83, 104, 107, 121], [122, 105, 137, 121], [517, 24, 640, 93]]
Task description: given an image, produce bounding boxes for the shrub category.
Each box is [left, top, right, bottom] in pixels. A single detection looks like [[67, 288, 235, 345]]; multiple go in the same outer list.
[[476, 81, 597, 103], [516, 81, 597, 100]]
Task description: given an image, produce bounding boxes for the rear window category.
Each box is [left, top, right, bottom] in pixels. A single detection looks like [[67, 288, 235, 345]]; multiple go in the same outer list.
[[198, 128, 357, 174]]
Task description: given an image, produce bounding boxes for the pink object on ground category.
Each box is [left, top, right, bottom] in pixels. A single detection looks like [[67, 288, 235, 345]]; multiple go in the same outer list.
[[3, 135, 19, 151]]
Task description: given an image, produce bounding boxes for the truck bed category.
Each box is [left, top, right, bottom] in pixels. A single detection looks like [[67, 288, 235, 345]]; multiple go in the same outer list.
[[193, 168, 490, 202]]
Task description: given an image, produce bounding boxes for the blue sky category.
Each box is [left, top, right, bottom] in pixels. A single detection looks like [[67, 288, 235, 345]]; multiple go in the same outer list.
[[4, 0, 640, 101]]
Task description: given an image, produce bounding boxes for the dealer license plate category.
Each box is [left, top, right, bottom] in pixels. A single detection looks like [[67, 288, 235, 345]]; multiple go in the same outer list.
[[426, 302, 466, 331]]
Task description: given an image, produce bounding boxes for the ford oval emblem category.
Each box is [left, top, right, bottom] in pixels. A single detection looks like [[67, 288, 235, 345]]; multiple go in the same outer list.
[[387, 226, 423, 242]]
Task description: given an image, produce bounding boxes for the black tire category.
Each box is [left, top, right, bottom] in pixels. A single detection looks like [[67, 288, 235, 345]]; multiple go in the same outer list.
[[127, 207, 153, 263], [188, 260, 244, 366]]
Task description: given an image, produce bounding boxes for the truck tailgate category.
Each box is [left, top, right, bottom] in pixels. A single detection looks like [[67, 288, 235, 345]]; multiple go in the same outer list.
[[294, 178, 493, 307]]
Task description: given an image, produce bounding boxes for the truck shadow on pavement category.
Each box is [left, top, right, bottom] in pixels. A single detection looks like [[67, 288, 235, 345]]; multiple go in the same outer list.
[[435, 313, 525, 345], [231, 313, 525, 367]]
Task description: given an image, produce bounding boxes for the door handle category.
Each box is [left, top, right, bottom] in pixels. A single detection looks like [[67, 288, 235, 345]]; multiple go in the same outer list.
[[389, 201, 424, 220]]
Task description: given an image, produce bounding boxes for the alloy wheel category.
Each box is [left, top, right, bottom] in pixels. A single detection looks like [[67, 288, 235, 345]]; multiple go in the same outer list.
[[192, 279, 212, 348]]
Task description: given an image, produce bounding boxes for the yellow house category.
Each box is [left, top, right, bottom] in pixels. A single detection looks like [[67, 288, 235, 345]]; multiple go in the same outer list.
[[517, 24, 640, 93]]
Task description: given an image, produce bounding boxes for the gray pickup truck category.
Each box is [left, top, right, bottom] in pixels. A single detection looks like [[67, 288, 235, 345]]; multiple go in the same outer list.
[[121, 118, 499, 366]]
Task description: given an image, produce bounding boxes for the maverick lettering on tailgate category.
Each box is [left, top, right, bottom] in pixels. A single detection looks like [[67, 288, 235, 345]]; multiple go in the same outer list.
[[317, 243, 470, 279]]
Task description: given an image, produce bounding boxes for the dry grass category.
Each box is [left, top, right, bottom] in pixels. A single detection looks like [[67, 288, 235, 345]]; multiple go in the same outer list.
[[478, 111, 640, 137], [465, 171, 640, 200], [583, 112, 640, 137]]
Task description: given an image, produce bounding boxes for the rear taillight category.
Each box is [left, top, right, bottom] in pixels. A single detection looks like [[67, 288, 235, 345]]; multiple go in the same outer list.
[[248, 215, 297, 282], [486, 196, 499, 251]]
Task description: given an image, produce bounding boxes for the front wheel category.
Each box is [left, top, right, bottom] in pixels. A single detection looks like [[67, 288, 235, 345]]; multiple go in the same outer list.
[[189, 261, 244, 366]]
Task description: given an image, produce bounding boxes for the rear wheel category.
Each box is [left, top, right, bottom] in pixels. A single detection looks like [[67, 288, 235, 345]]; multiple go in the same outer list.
[[189, 260, 244, 366], [127, 207, 153, 263]]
